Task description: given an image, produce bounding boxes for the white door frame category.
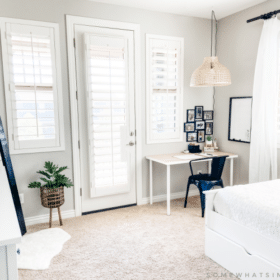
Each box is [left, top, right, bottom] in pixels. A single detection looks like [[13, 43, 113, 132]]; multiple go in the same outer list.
[[66, 15, 142, 216]]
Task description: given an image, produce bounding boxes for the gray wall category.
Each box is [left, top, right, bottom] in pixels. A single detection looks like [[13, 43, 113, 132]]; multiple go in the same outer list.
[[215, 0, 280, 186], [0, 0, 213, 218]]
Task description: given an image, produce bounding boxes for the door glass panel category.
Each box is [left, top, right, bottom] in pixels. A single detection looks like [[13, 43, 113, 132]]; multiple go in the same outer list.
[[86, 35, 128, 191]]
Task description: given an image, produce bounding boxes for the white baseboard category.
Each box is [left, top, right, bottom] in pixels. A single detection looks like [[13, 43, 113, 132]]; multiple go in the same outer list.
[[25, 191, 199, 225], [141, 189, 199, 205], [25, 209, 76, 226]]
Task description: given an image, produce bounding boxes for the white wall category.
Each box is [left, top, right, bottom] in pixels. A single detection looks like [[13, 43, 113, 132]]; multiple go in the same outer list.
[[0, 0, 213, 218], [215, 0, 280, 186]]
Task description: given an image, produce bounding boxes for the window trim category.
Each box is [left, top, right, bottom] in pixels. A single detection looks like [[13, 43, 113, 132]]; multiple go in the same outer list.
[[146, 34, 184, 144], [0, 17, 65, 154]]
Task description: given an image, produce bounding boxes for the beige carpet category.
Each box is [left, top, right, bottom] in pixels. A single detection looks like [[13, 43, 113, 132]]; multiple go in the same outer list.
[[19, 196, 239, 280]]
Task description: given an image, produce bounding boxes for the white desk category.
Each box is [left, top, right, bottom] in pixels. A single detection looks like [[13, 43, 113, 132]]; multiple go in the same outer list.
[[146, 151, 238, 215]]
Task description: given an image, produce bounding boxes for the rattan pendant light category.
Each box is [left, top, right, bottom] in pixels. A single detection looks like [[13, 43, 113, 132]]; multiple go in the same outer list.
[[190, 11, 231, 87]]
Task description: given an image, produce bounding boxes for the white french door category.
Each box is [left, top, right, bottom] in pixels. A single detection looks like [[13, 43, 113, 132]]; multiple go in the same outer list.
[[74, 24, 136, 213]]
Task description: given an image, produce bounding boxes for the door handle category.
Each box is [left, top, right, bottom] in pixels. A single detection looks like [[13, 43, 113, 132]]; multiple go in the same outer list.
[[127, 141, 135, 146]]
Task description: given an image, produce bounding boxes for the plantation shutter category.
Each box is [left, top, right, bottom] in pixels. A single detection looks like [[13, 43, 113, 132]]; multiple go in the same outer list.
[[146, 35, 184, 144], [1, 21, 64, 153], [84, 34, 129, 194]]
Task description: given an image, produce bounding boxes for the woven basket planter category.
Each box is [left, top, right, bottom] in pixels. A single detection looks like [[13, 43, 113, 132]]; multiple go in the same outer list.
[[40, 186, 65, 209]]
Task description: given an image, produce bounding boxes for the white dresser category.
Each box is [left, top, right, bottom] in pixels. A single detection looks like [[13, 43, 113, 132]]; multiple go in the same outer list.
[[0, 160, 21, 280]]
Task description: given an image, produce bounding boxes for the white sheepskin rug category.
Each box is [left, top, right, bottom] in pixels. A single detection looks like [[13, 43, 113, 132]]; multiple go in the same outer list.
[[17, 228, 71, 270]]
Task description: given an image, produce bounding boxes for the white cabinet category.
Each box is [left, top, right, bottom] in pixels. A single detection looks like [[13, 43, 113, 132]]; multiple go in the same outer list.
[[0, 162, 21, 279]]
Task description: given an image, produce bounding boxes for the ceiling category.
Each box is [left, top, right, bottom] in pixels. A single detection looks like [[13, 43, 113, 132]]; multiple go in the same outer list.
[[89, 0, 268, 20]]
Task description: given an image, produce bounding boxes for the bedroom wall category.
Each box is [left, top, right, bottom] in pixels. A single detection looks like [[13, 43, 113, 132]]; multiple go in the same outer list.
[[215, 0, 280, 186], [0, 0, 212, 219]]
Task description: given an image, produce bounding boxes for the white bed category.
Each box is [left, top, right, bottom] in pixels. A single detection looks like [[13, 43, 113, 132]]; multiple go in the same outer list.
[[204, 180, 280, 280]]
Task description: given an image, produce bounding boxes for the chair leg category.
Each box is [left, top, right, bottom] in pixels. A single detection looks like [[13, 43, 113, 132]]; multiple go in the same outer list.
[[198, 186, 205, 218], [184, 179, 191, 208]]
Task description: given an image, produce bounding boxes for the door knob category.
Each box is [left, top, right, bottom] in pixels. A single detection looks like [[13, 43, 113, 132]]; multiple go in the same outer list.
[[127, 141, 135, 146]]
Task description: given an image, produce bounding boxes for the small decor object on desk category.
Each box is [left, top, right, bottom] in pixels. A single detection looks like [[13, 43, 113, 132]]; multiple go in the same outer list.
[[206, 135, 212, 146], [204, 136, 215, 152], [204, 136, 219, 152], [28, 162, 73, 228], [188, 143, 201, 153], [213, 138, 219, 150]]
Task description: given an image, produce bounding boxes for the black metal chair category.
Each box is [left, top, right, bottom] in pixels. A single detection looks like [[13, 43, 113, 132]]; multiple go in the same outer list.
[[184, 156, 228, 217]]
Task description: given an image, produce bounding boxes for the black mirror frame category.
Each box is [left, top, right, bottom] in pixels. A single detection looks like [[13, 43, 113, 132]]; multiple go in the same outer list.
[[0, 117, 26, 235], [228, 96, 252, 144]]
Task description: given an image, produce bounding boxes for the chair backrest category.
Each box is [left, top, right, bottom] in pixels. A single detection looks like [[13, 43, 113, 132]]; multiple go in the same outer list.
[[211, 156, 228, 179]]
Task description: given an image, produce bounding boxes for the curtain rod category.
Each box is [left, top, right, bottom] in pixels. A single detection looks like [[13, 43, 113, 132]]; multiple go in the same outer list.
[[247, 10, 280, 23]]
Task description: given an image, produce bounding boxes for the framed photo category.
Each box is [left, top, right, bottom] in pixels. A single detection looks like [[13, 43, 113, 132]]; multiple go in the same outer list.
[[204, 110, 214, 120], [195, 106, 203, 120], [186, 132, 197, 142], [186, 109, 195, 123], [184, 122, 195, 132], [197, 130, 205, 143], [205, 122, 213, 135], [195, 120, 205, 130]]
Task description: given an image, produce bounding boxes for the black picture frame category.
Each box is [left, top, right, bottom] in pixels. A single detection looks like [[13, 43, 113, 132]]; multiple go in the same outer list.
[[186, 132, 197, 142], [186, 109, 195, 123], [197, 130, 205, 143], [184, 122, 195, 133], [205, 121, 213, 135], [195, 120, 205, 130], [195, 106, 203, 120], [0, 117, 26, 235], [203, 110, 214, 121]]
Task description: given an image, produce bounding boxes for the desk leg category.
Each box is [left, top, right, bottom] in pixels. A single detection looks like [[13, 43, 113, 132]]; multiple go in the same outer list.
[[230, 158, 233, 186], [208, 160, 211, 174], [167, 165, 170, 216], [149, 160, 153, 205]]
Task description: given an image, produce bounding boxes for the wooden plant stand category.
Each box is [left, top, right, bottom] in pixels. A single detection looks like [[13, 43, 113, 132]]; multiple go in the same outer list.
[[40, 186, 65, 228], [49, 207, 63, 228]]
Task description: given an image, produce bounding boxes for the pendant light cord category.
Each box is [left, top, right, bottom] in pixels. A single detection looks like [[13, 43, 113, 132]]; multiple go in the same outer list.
[[212, 10, 218, 112], [211, 10, 218, 56], [211, 11, 213, 57]]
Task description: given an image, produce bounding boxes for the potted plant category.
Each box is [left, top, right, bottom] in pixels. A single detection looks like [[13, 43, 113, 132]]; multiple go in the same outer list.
[[28, 161, 73, 227], [206, 135, 213, 146]]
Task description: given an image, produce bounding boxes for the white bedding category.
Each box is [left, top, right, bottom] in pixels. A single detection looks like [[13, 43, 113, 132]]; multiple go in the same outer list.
[[213, 179, 280, 243]]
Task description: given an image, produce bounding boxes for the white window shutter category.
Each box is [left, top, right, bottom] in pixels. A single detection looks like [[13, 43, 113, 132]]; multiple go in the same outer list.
[[84, 33, 128, 193], [0, 19, 65, 154], [146, 35, 184, 144]]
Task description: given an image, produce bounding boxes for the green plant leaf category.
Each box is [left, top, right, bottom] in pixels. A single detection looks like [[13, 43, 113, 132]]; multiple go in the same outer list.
[[28, 161, 73, 189], [55, 166, 68, 175], [37, 170, 51, 179], [28, 181, 41, 188], [44, 161, 57, 175]]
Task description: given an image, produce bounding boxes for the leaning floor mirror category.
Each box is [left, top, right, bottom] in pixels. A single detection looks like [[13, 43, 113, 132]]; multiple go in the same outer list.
[[228, 97, 252, 143]]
